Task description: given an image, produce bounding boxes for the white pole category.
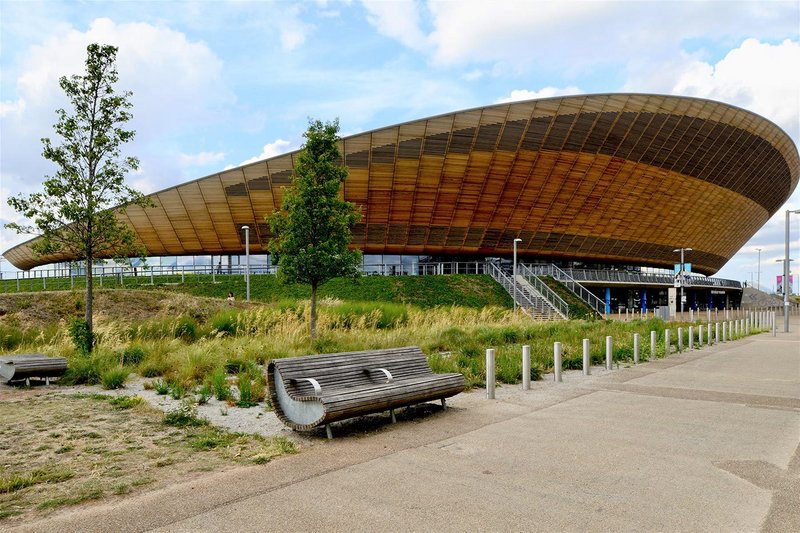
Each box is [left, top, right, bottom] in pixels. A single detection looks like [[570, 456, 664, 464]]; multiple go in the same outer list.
[[554, 342, 562, 383], [605, 336, 613, 370], [650, 330, 657, 359], [582, 338, 590, 375], [678, 327, 683, 352], [699, 325, 704, 347], [688, 326, 693, 351], [486, 348, 496, 399], [715, 322, 720, 344], [665, 329, 670, 357], [243, 225, 251, 302], [522, 345, 531, 390], [722, 322, 727, 343], [633, 333, 640, 364]]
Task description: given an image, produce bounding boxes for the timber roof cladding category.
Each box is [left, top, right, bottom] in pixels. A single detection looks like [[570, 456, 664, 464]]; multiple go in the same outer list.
[[4, 94, 799, 275]]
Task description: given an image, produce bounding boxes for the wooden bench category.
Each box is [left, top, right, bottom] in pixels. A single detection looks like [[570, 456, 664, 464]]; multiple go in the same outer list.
[[0, 354, 68, 386], [268, 346, 465, 438]]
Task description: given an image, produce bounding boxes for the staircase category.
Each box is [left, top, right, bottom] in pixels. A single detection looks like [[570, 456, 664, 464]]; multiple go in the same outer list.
[[486, 263, 568, 320], [523, 263, 605, 317]]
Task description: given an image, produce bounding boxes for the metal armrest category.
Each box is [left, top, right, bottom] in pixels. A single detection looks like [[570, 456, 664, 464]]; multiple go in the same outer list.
[[290, 377, 322, 396], [368, 368, 393, 383]]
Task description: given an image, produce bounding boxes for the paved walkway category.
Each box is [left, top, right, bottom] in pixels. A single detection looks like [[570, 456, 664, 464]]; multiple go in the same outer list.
[[15, 319, 800, 532]]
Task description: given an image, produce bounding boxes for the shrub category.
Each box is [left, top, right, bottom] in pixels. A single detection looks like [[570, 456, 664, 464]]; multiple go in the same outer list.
[[196, 384, 211, 405], [109, 395, 144, 409], [210, 310, 240, 337], [62, 356, 102, 385], [174, 316, 198, 342], [236, 369, 265, 408], [152, 379, 170, 395], [120, 345, 146, 366], [225, 357, 249, 375], [209, 369, 231, 401], [0, 324, 24, 350], [101, 367, 128, 390], [163, 399, 206, 427], [68, 318, 94, 355]]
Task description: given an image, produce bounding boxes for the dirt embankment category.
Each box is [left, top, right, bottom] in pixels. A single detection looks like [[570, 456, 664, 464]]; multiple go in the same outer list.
[[0, 290, 255, 329]]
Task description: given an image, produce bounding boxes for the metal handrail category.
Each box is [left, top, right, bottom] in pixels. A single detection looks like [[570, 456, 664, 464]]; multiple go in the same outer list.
[[524, 264, 605, 315], [486, 262, 558, 319], [517, 265, 569, 319]]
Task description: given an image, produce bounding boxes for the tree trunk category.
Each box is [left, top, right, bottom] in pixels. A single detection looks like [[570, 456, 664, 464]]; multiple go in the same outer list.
[[85, 258, 94, 353], [310, 282, 318, 341]]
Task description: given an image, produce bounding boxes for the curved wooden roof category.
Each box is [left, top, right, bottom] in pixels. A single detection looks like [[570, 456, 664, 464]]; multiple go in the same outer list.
[[5, 94, 799, 275]]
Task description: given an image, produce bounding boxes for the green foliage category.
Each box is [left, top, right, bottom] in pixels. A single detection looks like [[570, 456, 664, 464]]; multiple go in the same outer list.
[[4, 43, 154, 353], [539, 276, 599, 319], [209, 369, 231, 401], [152, 379, 170, 395], [100, 367, 128, 389], [0, 324, 24, 350], [68, 318, 94, 355], [268, 118, 362, 339], [109, 395, 144, 409], [174, 316, 198, 341], [163, 399, 206, 427], [0, 467, 74, 494], [210, 309, 241, 336], [236, 368, 266, 408], [63, 355, 103, 385], [224, 357, 249, 374], [120, 345, 146, 366]]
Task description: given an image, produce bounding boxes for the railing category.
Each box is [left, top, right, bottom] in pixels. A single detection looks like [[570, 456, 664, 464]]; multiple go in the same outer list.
[[559, 268, 742, 289], [486, 262, 562, 319], [516, 265, 569, 319], [524, 263, 605, 316]]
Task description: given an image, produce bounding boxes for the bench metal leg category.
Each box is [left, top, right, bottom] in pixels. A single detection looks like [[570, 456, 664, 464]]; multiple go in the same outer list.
[[441, 398, 447, 409], [25, 378, 30, 387], [46, 376, 50, 386], [325, 425, 333, 440], [390, 409, 396, 423]]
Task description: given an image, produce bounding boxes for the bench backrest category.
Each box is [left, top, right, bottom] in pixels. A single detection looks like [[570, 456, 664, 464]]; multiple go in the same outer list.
[[271, 346, 433, 397]]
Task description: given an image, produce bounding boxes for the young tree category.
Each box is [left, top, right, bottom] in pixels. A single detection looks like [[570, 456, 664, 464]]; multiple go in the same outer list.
[[6, 44, 152, 352], [268, 119, 362, 340]]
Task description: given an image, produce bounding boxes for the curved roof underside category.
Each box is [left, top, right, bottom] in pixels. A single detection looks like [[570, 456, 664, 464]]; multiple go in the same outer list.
[[5, 94, 799, 275]]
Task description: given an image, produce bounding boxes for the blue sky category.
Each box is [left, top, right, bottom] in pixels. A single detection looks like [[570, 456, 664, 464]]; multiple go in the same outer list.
[[1, 0, 799, 290]]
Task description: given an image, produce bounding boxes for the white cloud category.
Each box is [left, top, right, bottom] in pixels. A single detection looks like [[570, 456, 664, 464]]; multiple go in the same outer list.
[[495, 86, 582, 104], [178, 151, 226, 167], [671, 38, 800, 141], [239, 139, 296, 166], [0, 98, 26, 117], [361, 0, 428, 51]]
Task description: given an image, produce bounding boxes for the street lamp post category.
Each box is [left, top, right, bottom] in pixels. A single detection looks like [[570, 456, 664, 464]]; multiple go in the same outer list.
[[242, 225, 251, 302], [783, 210, 800, 332], [673, 247, 692, 316], [513, 238, 522, 316], [755, 247, 762, 291]]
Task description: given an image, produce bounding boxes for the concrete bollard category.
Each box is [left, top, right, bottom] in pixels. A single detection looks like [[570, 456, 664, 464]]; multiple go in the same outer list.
[[486, 349, 496, 399], [745, 318, 750, 336], [522, 345, 531, 391], [665, 329, 671, 357], [678, 327, 683, 352], [688, 326, 694, 351], [605, 336, 613, 370], [722, 322, 727, 343], [582, 338, 590, 376], [699, 325, 704, 347], [772, 312, 776, 337], [554, 342, 562, 383], [715, 322, 720, 344], [735, 320, 739, 338], [650, 330, 657, 359], [690, 308, 693, 323], [633, 333, 640, 364]]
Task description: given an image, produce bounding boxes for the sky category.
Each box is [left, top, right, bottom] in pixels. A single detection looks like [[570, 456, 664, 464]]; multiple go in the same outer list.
[[1, 0, 799, 291]]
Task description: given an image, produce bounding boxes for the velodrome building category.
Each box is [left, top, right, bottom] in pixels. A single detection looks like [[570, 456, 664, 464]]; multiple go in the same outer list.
[[4, 94, 799, 312]]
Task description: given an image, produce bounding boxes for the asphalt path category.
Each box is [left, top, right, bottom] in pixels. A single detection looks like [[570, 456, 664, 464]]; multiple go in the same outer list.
[[13, 316, 800, 532]]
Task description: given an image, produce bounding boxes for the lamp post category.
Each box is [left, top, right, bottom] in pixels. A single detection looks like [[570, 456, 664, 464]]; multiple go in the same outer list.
[[783, 210, 800, 332], [513, 238, 522, 316], [242, 225, 251, 302], [673, 247, 692, 315], [755, 247, 762, 291]]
